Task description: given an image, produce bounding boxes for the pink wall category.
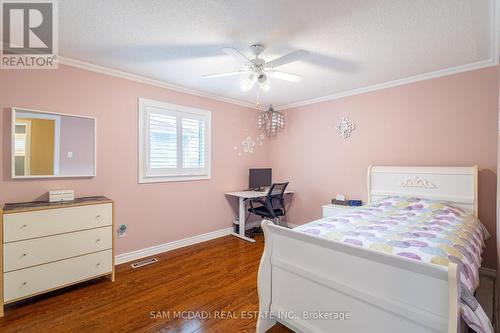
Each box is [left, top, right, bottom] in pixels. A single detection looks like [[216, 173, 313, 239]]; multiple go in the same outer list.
[[1, 64, 498, 269], [0, 65, 270, 255], [59, 115, 95, 176], [269, 67, 499, 269]]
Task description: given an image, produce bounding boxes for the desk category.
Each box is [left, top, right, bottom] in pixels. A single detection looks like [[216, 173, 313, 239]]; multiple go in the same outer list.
[[225, 190, 294, 242]]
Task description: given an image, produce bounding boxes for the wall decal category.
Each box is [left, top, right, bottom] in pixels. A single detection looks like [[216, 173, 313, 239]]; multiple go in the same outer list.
[[233, 134, 266, 157], [256, 133, 265, 146], [400, 176, 437, 189], [337, 116, 355, 139], [242, 136, 256, 153]]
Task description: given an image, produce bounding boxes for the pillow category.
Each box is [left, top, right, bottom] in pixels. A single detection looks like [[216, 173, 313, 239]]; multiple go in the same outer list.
[[372, 196, 468, 216]]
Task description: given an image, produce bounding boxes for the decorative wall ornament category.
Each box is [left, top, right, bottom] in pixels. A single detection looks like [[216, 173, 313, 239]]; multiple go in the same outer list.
[[337, 116, 355, 139], [242, 136, 256, 153], [258, 105, 285, 136], [400, 176, 438, 189], [233, 134, 266, 157], [255, 133, 265, 145]]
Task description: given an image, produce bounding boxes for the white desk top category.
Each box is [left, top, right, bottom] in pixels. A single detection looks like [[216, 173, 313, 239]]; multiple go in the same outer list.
[[225, 190, 294, 199]]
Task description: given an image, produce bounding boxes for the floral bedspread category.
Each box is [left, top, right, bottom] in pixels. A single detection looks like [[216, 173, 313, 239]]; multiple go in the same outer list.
[[294, 196, 492, 333]]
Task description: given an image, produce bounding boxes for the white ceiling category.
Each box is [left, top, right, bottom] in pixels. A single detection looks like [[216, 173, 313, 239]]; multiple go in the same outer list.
[[59, 0, 498, 109]]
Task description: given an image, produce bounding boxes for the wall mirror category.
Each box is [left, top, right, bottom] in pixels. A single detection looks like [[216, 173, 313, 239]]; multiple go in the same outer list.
[[11, 108, 96, 178]]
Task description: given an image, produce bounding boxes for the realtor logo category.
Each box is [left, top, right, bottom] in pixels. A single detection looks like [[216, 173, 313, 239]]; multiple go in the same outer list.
[[1, 0, 58, 69]]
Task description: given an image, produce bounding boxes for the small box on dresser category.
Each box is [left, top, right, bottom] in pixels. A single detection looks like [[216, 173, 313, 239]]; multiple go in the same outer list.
[[48, 190, 75, 203], [0, 196, 115, 316]]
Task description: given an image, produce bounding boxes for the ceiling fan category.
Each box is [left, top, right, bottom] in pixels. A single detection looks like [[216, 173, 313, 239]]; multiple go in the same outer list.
[[202, 44, 306, 90]]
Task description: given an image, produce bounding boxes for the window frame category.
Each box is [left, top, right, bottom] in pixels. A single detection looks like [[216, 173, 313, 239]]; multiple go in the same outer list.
[[138, 98, 211, 183]]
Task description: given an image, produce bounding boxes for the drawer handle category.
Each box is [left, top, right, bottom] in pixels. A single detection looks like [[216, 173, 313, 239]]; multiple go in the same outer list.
[[21, 282, 27, 287], [96, 262, 101, 267], [96, 215, 101, 219], [21, 253, 27, 258], [96, 238, 101, 243], [20, 224, 28, 229]]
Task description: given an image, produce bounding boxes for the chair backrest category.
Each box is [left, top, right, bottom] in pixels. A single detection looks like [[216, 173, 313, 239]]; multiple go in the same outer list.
[[265, 182, 289, 213]]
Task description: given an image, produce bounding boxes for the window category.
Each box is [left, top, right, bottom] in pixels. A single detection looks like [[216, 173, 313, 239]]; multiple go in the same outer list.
[[139, 98, 211, 183]]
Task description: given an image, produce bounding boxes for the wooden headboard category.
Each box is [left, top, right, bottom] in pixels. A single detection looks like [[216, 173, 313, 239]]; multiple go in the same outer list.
[[367, 165, 478, 217]]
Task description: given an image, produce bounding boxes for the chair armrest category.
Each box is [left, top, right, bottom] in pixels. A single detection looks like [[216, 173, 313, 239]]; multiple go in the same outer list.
[[250, 198, 266, 205], [249, 198, 264, 210]]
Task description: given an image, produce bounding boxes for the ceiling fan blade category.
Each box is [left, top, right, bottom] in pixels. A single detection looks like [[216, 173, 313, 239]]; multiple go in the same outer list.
[[269, 70, 304, 83], [266, 49, 309, 68], [222, 47, 252, 65], [202, 71, 248, 78]]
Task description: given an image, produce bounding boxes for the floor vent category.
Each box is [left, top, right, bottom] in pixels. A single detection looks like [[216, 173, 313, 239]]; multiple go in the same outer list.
[[131, 257, 158, 269]]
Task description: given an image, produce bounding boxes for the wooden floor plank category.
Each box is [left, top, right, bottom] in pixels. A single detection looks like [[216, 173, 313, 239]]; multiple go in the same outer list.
[[1, 232, 495, 333], [0, 235, 292, 333]]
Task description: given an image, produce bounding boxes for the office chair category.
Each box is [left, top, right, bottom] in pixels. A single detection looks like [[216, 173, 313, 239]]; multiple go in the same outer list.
[[248, 182, 289, 226]]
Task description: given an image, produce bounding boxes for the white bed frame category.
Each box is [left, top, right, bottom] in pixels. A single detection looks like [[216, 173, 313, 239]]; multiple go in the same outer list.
[[257, 165, 479, 333]]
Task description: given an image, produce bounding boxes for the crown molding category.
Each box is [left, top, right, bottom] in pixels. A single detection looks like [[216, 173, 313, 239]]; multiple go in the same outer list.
[[58, 56, 256, 109], [60, 55, 498, 113], [276, 59, 498, 110], [278, 0, 500, 110]]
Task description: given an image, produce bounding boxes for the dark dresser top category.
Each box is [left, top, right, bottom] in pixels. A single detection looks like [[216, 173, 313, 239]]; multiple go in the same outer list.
[[2, 196, 112, 214]]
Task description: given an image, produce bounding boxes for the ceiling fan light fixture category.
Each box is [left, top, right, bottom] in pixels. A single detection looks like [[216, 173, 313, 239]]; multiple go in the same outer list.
[[206, 44, 307, 95], [257, 72, 267, 84]]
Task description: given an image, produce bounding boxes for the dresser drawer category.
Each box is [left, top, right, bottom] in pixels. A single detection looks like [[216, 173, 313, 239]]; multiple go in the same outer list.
[[4, 250, 112, 303], [4, 226, 112, 272], [3, 203, 112, 242]]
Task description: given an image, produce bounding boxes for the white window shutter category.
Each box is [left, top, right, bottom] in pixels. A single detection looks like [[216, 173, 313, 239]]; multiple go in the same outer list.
[[182, 117, 206, 169], [149, 113, 177, 169], [139, 98, 211, 183]]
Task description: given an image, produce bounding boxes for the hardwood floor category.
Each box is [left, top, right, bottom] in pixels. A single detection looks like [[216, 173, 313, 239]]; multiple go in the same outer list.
[[0, 234, 292, 333]]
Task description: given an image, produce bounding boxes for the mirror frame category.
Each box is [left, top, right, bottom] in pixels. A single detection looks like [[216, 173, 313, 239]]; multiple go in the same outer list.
[[11, 107, 97, 179]]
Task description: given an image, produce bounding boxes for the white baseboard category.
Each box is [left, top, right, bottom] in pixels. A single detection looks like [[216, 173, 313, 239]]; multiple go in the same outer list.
[[115, 227, 233, 265]]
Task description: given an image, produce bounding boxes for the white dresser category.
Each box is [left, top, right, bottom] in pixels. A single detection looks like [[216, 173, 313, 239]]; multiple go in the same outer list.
[[0, 196, 114, 316]]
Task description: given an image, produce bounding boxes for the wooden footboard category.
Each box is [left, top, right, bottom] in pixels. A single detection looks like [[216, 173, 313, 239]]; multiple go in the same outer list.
[[257, 220, 460, 333]]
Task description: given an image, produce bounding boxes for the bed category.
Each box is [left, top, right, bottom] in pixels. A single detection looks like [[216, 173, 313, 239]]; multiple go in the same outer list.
[[256, 166, 492, 333]]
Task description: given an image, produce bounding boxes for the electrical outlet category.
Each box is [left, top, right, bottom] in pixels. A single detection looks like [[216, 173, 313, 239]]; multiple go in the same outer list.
[[67, 151, 73, 158], [118, 224, 127, 238]]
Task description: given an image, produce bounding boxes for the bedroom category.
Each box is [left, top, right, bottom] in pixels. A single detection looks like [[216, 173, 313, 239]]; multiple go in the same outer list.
[[0, 1, 498, 332]]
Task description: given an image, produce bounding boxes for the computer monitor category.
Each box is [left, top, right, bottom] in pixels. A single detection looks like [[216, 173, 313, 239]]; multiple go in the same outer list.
[[249, 168, 272, 190]]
